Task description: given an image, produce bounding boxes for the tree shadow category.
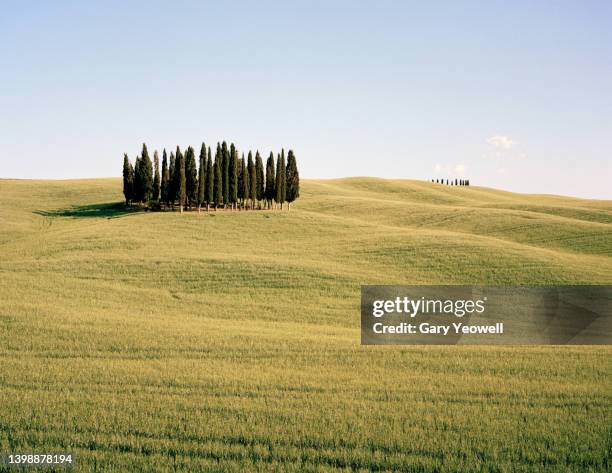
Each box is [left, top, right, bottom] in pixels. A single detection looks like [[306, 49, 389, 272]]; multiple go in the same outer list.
[[34, 202, 142, 219]]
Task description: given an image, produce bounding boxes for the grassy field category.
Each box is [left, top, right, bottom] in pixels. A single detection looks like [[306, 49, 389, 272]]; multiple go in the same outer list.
[[0, 177, 611, 472]]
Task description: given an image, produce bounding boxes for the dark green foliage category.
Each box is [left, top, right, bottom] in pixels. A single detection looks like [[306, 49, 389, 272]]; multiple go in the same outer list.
[[236, 153, 244, 202], [122, 154, 134, 204], [275, 151, 286, 206], [168, 153, 176, 204], [197, 143, 206, 207], [161, 149, 169, 204], [153, 151, 160, 202], [265, 153, 275, 207], [185, 146, 198, 209], [121, 140, 300, 211], [222, 141, 229, 206], [238, 154, 245, 202], [247, 151, 256, 205], [133, 155, 142, 201], [213, 145, 222, 208], [140, 143, 153, 203], [229, 145, 238, 206], [255, 151, 264, 204], [205, 147, 213, 207], [241, 154, 249, 206], [175, 147, 187, 210], [285, 150, 299, 206]]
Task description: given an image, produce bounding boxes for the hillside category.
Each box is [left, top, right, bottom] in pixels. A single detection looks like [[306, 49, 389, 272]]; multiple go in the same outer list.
[[0, 177, 610, 471]]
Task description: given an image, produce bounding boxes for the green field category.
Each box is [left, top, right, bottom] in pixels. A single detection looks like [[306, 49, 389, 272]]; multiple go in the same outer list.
[[1, 177, 611, 472]]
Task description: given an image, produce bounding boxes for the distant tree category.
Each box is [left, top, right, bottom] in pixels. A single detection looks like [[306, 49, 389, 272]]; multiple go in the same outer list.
[[241, 154, 249, 209], [265, 152, 275, 209], [275, 151, 286, 209], [237, 154, 243, 205], [213, 146, 222, 209], [455, 178, 458, 186], [247, 151, 256, 209], [229, 145, 238, 209], [285, 150, 299, 209], [133, 155, 142, 202], [161, 149, 169, 205], [255, 151, 264, 209], [172, 149, 182, 207], [175, 147, 187, 212], [168, 152, 176, 206], [153, 151, 160, 202], [221, 141, 229, 207], [184, 146, 198, 209], [140, 144, 153, 203], [197, 143, 206, 210], [122, 154, 134, 204], [205, 147, 213, 210]]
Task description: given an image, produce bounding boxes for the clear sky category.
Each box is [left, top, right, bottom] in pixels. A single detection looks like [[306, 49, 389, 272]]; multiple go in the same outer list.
[[1, 1, 610, 198]]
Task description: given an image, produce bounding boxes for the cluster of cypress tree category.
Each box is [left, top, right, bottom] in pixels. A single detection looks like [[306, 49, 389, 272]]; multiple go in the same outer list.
[[431, 178, 470, 186], [123, 142, 299, 212]]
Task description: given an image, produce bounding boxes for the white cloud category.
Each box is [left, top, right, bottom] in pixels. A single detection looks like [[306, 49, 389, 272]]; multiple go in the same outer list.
[[434, 163, 466, 176], [487, 135, 514, 150]]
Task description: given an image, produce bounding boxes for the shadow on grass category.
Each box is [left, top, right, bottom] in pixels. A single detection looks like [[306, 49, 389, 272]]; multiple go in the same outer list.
[[34, 202, 142, 219]]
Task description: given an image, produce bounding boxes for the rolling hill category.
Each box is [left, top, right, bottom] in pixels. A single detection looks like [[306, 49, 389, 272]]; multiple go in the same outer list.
[[0, 177, 610, 472]]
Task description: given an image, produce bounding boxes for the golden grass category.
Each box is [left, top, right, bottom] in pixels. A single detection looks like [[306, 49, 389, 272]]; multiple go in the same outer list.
[[0, 177, 610, 471]]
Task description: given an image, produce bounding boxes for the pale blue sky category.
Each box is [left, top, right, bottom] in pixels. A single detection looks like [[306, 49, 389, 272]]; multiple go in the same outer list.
[[1, 1, 610, 198]]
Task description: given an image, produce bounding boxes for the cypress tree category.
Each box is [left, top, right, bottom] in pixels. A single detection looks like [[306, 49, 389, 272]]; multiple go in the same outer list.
[[221, 141, 229, 207], [237, 154, 245, 207], [168, 152, 176, 206], [133, 155, 142, 202], [285, 149, 299, 210], [229, 145, 238, 209], [213, 149, 222, 210], [185, 146, 198, 209], [265, 152, 275, 209], [197, 143, 206, 210], [175, 147, 186, 212], [122, 154, 134, 205], [161, 149, 169, 206], [247, 151, 256, 209], [153, 151, 160, 202], [141, 144, 153, 203], [205, 147, 213, 210], [255, 151, 264, 208], [275, 151, 286, 209], [241, 154, 249, 209], [274, 154, 281, 208]]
